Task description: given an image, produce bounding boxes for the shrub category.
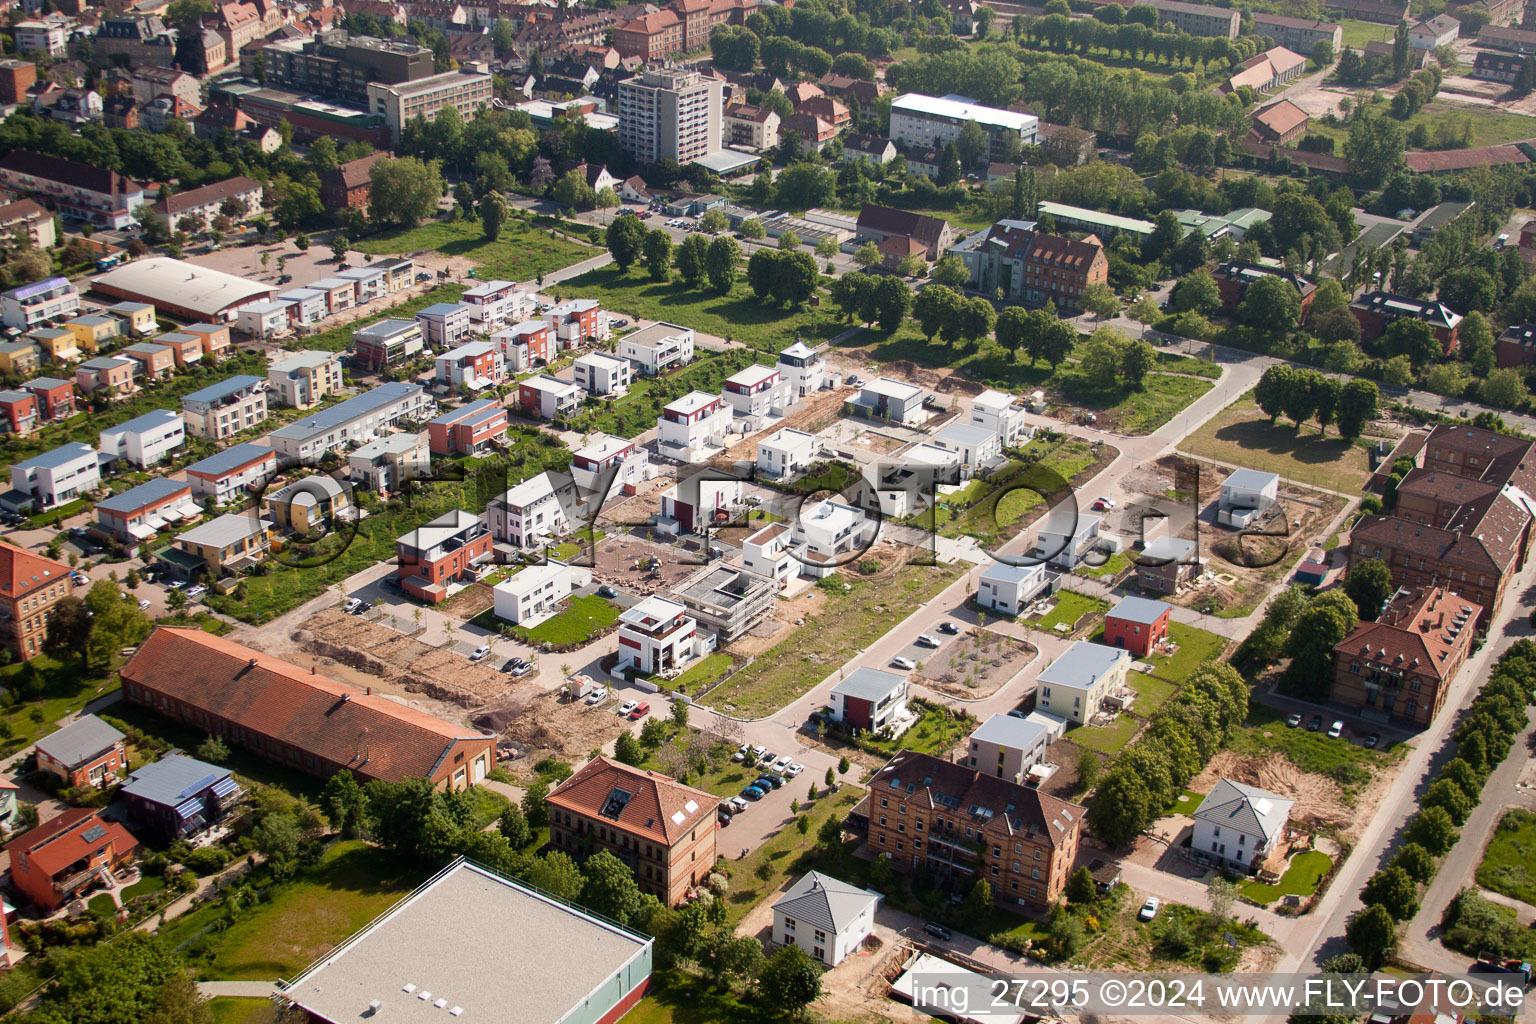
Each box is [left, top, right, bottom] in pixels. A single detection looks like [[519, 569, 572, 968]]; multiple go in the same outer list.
[[182, 847, 231, 876]]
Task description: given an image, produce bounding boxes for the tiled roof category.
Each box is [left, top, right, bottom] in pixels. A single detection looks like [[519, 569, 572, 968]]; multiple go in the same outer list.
[[856, 203, 950, 247], [869, 750, 1083, 848], [547, 755, 715, 846], [0, 150, 143, 198], [0, 539, 70, 601], [119, 628, 492, 783], [7, 807, 137, 877], [1404, 145, 1531, 173], [1252, 99, 1308, 137], [1334, 586, 1480, 682], [158, 175, 261, 215]]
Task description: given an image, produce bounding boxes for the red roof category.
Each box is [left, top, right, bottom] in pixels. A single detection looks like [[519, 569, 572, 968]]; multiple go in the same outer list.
[[1404, 144, 1532, 173], [548, 756, 716, 846], [1334, 587, 1481, 681], [0, 539, 71, 603], [8, 807, 137, 877]]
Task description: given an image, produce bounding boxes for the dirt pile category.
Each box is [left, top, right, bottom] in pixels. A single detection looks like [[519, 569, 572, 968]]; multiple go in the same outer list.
[[1193, 750, 1355, 834], [298, 607, 508, 707]]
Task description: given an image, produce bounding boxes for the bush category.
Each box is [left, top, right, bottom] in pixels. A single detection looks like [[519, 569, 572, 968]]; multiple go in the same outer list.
[[182, 847, 231, 876], [1441, 888, 1532, 959]]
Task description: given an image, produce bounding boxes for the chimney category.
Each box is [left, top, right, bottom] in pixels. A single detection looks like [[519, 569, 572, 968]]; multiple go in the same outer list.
[[247, 657, 258, 667]]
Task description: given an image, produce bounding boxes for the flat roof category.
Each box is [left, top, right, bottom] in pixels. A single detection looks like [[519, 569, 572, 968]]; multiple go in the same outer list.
[[93, 257, 275, 317], [831, 666, 906, 701], [726, 364, 778, 387], [101, 408, 182, 436], [1107, 595, 1170, 626], [935, 421, 995, 446], [270, 382, 425, 442], [183, 374, 263, 404], [1036, 201, 1156, 235], [1224, 468, 1279, 491], [665, 390, 719, 415], [178, 512, 270, 548], [95, 477, 191, 514], [15, 441, 95, 471], [621, 320, 691, 350], [184, 442, 275, 477], [282, 859, 650, 1024], [970, 712, 1049, 750], [890, 92, 1038, 132], [862, 377, 922, 401]]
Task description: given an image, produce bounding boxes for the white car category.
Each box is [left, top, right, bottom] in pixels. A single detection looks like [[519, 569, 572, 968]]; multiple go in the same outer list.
[[891, 656, 916, 670], [344, 597, 362, 614], [618, 701, 639, 717], [785, 762, 804, 777], [915, 634, 940, 648], [771, 756, 793, 774], [469, 645, 491, 661], [185, 585, 207, 599], [751, 745, 766, 759], [1327, 720, 1345, 739], [583, 689, 606, 705], [1138, 897, 1161, 921], [137, 599, 151, 610], [167, 580, 186, 591]]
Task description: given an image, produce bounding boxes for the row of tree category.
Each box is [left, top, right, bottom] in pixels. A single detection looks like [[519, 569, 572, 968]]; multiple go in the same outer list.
[[1253, 365, 1382, 440], [606, 217, 742, 293]]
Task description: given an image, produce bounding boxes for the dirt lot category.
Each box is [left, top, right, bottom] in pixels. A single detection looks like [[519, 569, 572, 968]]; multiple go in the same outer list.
[[1191, 749, 1394, 844], [295, 607, 511, 707], [584, 531, 711, 596], [919, 630, 1038, 700], [471, 686, 633, 767], [710, 388, 851, 465]]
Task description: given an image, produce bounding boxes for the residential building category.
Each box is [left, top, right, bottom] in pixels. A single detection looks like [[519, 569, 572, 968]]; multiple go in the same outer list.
[[775, 340, 825, 399], [571, 433, 652, 502], [319, 151, 389, 211], [131, 65, 201, 108], [180, 374, 267, 440], [888, 92, 1039, 158], [843, 133, 897, 165], [969, 389, 1031, 446], [1103, 595, 1172, 656], [1220, 46, 1307, 94], [518, 374, 582, 421], [32, 327, 81, 365], [120, 341, 175, 382], [434, 341, 505, 391], [493, 563, 589, 628], [657, 390, 730, 461], [266, 350, 343, 408], [1496, 321, 1536, 367], [94, 14, 179, 68], [415, 302, 473, 349], [933, 421, 1003, 476], [975, 561, 1059, 616], [1334, 0, 1410, 20], [262, 476, 353, 536], [1474, 49, 1529, 81], [792, 498, 877, 578], [121, 754, 242, 841], [99, 408, 184, 469], [182, 322, 236, 361], [757, 427, 820, 479], [487, 471, 571, 550], [618, 67, 723, 165], [252, 32, 434, 108], [724, 103, 780, 150], [0, 151, 146, 228], [1145, 0, 1239, 36], [658, 477, 741, 533], [460, 279, 526, 327], [60, 315, 121, 356], [13, 20, 68, 57], [1, 276, 79, 332], [772, 872, 880, 967], [862, 751, 1084, 911], [829, 667, 909, 732], [426, 398, 507, 456], [278, 859, 653, 1024], [845, 377, 924, 426], [1191, 779, 1293, 874], [1251, 13, 1342, 52], [8, 808, 139, 912], [395, 509, 492, 603], [1411, 13, 1460, 48], [1220, 468, 1280, 513], [548, 755, 717, 906], [0, 342, 39, 377], [854, 204, 955, 261], [0, 197, 54, 248], [308, 277, 358, 316], [163, 512, 270, 578], [277, 288, 326, 327], [1215, 261, 1316, 317], [965, 711, 1067, 785], [153, 175, 262, 231], [348, 432, 428, 495], [121, 628, 496, 788], [493, 320, 555, 372], [549, 298, 610, 347], [0, 389, 37, 434], [948, 220, 1109, 311], [1036, 641, 1129, 724], [722, 364, 792, 424], [335, 265, 387, 304], [1331, 586, 1481, 727], [35, 714, 126, 790], [268, 382, 433, 464], [670, 564, 775, 643], [741, 521, 795, 589], [1350, 291, 1463, 354], [236, 300, 293, 340], [615, 595, 704, 676], [184, 443, 278, 503], [1251, 99, 1310, 145], [573, 351, 633, 397], [367, 67, 494, 145], [94, 479, 197, 544], [10, 441, 98, 508], [0, 540, 73, 662], [619, 321, 694, 376], [1137, 535, 1202, 594], [0, 59, 37, 105]]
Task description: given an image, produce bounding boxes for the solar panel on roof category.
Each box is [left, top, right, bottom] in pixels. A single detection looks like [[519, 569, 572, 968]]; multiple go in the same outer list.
[[80, 824, 106, 843]]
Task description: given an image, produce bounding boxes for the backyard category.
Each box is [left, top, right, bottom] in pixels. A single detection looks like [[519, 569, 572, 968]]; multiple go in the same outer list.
[[1067, 713, 1141, 755], [1027, 590, 1109, 633], [1241, 849, 1333, 905], [1144, 622, 1229, 684], [1476, 809, 1536, 908], [916, 438, 1111, 546], [354, 216, 597, 282], [568, 348, 762, 438], [485, 593, 621, 646], [1180, 392, 1381, 493], [297, 285, 466, 353]]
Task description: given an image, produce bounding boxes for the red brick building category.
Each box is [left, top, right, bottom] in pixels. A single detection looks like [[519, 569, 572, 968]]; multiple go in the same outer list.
[[0, 59, 37, 105], [395, 509, 493, 603], [8, 808, 139, 911], [1214, 261, 1317, 319], [0, 540, 74, 663], [1331, 587, 1481, 727], [1250, 98, 1309, 145], [1103, 595, 1171, 657], [1349, 290, 1463, 355], [1494, 321, 1536, 368], [548, 756, 718, 906], [613, 0, 754, 60], [120, 627, 496, 789], [860, 751, 1084, 912], [426, 398, 507, 457], [35, 714, 127, 789], [320, 152, 389, 211]]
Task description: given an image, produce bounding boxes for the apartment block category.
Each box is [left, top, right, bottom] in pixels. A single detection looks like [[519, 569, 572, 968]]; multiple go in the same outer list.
[[268, 381, 433, 464], [367, 66, 494, 144], [426, 398, 507, 456], [267, 350, 343, 408], [618, 67, 723, 165], [183, 443, 279, 503], [181, 374, 268, 440]]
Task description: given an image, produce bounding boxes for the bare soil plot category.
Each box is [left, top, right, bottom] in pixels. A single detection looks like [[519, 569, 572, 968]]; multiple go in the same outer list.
[[586, 532, 709, 593], [1190, 749, 1396, 844], [296, 607, 510, 707], [472, 687, 632, 766], [919, 630, 1038, 700], [709, 387, 850, 465]]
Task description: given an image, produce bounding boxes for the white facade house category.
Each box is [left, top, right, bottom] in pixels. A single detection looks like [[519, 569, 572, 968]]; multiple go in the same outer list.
[[277, 287, 326, 325], [1191, 778, 1294, 874], [547, 298, 610, 347], [1036, 641, 1130, 725], [570, 433, 652, 505], [10, 441, 100, 508], [793, 498, 877, 578], [863, 443, 961, 519], [1033, 510, 1102, 570], [741, 521, 796, 589], [969, 389, 1031, 446], [236, 301, 293, 339], [657, 391, 730, 462], [99, 408, 185, 468], [722, 364, 793, 426], [1219, 468, 1279, 512], [776, 341, 825, 398], [183, 443, 279, 504], [347, 433, 430, 495], [573, 351, 633, 396], [614, 596, 703, 676], [461, 279, 529, 326], [965, 712, 1067, 783], [772, 872, 881, 968], [975, 561, 1059, 616], [658, 477, 741, 534], [757, 427, 820, 479], [486, 470, 571, 549], [846, 376, 924, 425], [267, 382, 434, 464], [618, 321, 694, 376], [492, 563, 592, 628], [180, 374, 268, 440], [519, 374, 582, 419], [828, 667, 909, 732], [933, 421, 1003, 477], [1, 277, 79, 332]]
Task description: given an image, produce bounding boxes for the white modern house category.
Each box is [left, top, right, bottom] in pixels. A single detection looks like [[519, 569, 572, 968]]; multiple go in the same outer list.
[[1036, 641, 1130, 725], [267, 382, 434, 464], [741, 521, 796, 589], [486, 470, 571, 549], [461, 279, 529, 326], [1191, 778, 1294, 874], [573, 351, 633, 396], [236, 300, 292, 340], [570, 433, 653, 504], [1219, 468, 1279, 512], [9, 441, 100, 509], [772, 872, 881, 967], [969, 388, 1031, 445], [492, 320, 554, 373], [975, 561, 1059, 616], [1033, 510, 1102, 570], [845, 376, 924, 426], [776, 341, 826, 398], [99, 408, 185, 468], [619, 321, 694, 376], [347, 433, 430, 495], [657, 391, 730, 462], [434, 341, 506, 391], [757, 427, 820, 479], [828, 667, 909, 732], [614, 596, 705, 677], [519, 374, 581, 420], [933, 421, 1003, 477], [965, 711, 1068, 783], [721, 364, 793, 427], [493, 563, 592, 628], [658, 477, 741, 534], [792, 498, 877, 578]]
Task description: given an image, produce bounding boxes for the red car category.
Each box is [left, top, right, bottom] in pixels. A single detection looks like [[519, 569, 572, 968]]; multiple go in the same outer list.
[[628, 701, 650, 720]]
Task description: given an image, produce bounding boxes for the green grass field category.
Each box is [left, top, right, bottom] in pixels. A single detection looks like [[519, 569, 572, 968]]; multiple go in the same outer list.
[[1029, 591, 1109, 633], [652, 652, 735, 694], [509, 594, 620, 645], [297, 285, 466, 352], [569, 348, 761, 438], [1335, 17, 1392, 49], [1077, 551, 1130, 579], [1476, 809, 1536, 908], [1230, 703, 1397, 789], [1180, 391, 1379, 492], [1070, 372, 1215, 436], [209, 999, 273, 1024], [1242, 850, 1334, 904], [1144, 622, 1228, 684], [354, 216, 596, 282], [1069, 714, 1140, 754], [915, 440, 1107, 545], [1131, 674, 1178, 714]]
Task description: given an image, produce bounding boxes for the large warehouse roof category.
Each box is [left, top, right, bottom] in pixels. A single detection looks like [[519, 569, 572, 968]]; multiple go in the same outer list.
[[91, 258, 275, 319]]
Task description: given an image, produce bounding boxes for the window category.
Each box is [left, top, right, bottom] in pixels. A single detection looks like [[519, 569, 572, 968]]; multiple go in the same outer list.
[[784, 918, 795, 931]]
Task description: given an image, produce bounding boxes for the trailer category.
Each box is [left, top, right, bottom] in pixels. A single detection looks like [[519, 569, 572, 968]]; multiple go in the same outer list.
[[1471, 954, 1532, 985]]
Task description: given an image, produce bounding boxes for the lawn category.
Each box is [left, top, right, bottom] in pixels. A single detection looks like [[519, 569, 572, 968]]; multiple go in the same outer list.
[[296, 285, 466, 352], [164, 841, 422, 981], [722, 788, 863, 926], [1130, 673, 1178, 714], [917, 440, 1108, 546], [1068, 714, 1140, 754], [1307, 96, 1536, 150], [1229, 703, 1397, 789], [1179, 391, 1378, 492], [653, 652, 735, 694], [1241, 850, 1334, 904], [855, 700, 974, 759], [548, 265, 847, 354], [569, 349, 762, 438], [209, 999, 273, 1024], [710, 565, 965, 717], [1027, 590, 1109, 633], [1476, 809, 1536, 908], [1335, 17, 1393, 49], [1144, 622, 1228, 684], [121, 874, 166, 901], [1069, 372, 1215, 436], [1077, 550, 1130, 579], [353, 216, 596, 282], [508, 594, 620, 645]]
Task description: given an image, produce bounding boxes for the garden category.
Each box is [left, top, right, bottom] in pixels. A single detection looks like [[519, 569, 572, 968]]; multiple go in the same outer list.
[[353, 216, 597, 283], [472, 593, 621, 647], [1475, 808, 1536, 909], [1026, 591, 1110, 635], [1240, 849, 1334, 905]]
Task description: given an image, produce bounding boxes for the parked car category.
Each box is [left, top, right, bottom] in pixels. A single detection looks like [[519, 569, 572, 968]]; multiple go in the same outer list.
[[731, 748, 746, 762], [1286, 713, 1302, 728], [583, 689, 606, 705], [771, 756, 792, 774], [628, 701, 650, 720], [923, 923, 951, 941], [785, 763, 804, 777], [717, 811, 732, 826], [1092, 496, 1116, 511], [937, 621, 960, 635], [611, 318, 629, 328], [137, 599, 151, 610], [740, 785, 766, 801], [729, 796, 748, 813], [757, 751, 776, 768], [915, 634, 940, 648], [167, 580, 186, 591], [891, 656, 916, 670], [469, 645, 491, 661], [1138, 897, 1161, 921], [597, 585, 618, 598], [757, 773, 784, 790], [71, 573, 89, 586], [1007, 709, 1027, 719], [185, 585, 207, 599], [618, 701, 639, 717], [1307, 715, 1323, 732], [344, 597, 362, 614], [1364, 733, 1381, 749], [1327, 720, 1344, 739]]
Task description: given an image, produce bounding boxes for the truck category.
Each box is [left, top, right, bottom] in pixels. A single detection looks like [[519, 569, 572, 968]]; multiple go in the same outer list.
[[1471, 954, 1532, 985]]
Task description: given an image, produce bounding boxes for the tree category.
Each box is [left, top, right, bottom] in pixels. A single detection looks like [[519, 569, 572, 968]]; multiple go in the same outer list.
[[1422, 777, 1475, 825], [167, 587, 189, 612], [1081, 281, 1119, 320], [614, 731, 643, 765], [1171, 270, 1220, 316], [1335, 379, 1379, 440], [757, 945, 822, 1017], [1240, 275, 1302, 336], [1120, 339, 1156, 391], [165, 0, 213, 30], [1312, 39, 1335, 67], [1383, 319, 1442, 368], [453, 181, 476, 219], [699, 209, 729, 234], [994, 306, 1029, 359], [195, 735, 230, 764], [251, 812, 302, 863], [525, 850, 583, 901], [955, 119, 989, 170], [1066, 865, 1097, 905], [369, 157, 443, 228], [1283, 590, 1358, 699], [497, 802, 531, 847], [31, 932, 197, 1024], [938, 143, 963, 186], [321, 771, 369, 838], [962, 877, 993, 923], [960, 296, 996, 344], [853, 242, 882, 268], [838, 756, 850, 775], [1392, 19, 1410, 79], [330, 232, 350, 262], [1208, 877, 1238, 923], [551, 170, 596, 211], [926, 254, 969, 289], [43, 595, 90, 661], [1362, 866, 1419, 921], [479, 193, 508, 241], [580, 850, 648, 925], [777, 230, 802, 251], [914, 285, 962, 340], [874, 276, 913, 332], [643, 229, 673, 282], [705, 236, 740, 292], [1345, 115, 1406, 188], [1086, 767, 1155, 846], [1342, 559, 1394, 620], [1347, 904, 1400, 968], [1031, 309, 1077, 367], [1403, 805, 1458, 856], [1481, 368, 1528, 410], [740, 217, 766, 241], [595, 187, 619, 221], [1076, 748, 1101, 791], [675, 234, 709, 288], [607, 215, 648, 271], [1438, 758, 1484, 801], [699, 931, 765, 987], [1078, 330, 1124, 390], [522, 777, 550, 829]]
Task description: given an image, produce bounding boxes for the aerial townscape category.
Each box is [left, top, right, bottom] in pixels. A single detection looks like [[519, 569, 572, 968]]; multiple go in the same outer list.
[[1, 0, 1536, 1021]]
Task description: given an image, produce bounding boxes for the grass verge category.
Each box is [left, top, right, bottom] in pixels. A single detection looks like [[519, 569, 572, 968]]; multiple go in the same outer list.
[[1476, 809, 1536, 908]]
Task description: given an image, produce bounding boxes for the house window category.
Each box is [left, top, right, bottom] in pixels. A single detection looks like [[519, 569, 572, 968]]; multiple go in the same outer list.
[[784, 918, 796, 931]]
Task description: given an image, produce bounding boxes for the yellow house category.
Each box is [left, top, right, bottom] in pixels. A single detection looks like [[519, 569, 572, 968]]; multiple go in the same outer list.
[[29, 328, 81, 365], [107, 302, 157, 337], [262, 477, 353, 536], [0, 340, 39, 376], [170, 514, 271, 577], [63, 315, 122, 354]]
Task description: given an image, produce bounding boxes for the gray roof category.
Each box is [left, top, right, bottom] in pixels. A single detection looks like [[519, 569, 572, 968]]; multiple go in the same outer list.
[[25, 377, 70, 389], [15, 441, 96, 471], [1037, 641, 1128, 686], [269, 350, 337, 372], [1223, 468, 1278, 492], [397, 509, 480, 550], [1108, 595, 1170, 626], [123, 341, 171, 355], [184, 442, 275, 477], [969, 712, 1048, 751], [1193, 778, 1293, 843], [121, 753, 230, 807], [270, 382, 425, 442], [771, 870, 880, 934], [1143, 536, 1198, 561], [281, 859, 651, 1024], [979, 561, 1047, 586], [830, 666, 906, 701], [934, 421, 996, 446], [34, 714, 124, 769], [96, 477, 190, 514], [183, 375, 263, 404], [102, 407, 181, 435], [80, 356, 133, 370], [178, 513, 269, 548]]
